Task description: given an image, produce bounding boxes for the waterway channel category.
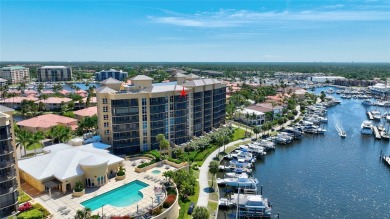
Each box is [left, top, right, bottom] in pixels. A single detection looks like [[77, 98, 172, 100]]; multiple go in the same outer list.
[[218, 87, 390, 219]]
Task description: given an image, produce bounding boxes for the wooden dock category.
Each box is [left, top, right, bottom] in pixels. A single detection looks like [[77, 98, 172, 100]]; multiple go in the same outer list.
[[383, 156, 390, 167], [367, 112, 374, 120], [373, 126, 381, 139]]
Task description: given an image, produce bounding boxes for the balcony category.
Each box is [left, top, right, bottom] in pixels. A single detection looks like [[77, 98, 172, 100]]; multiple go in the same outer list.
[[0, 161, 14, 169], [0, 174, 16, 183], [0, 185, 17, 196]]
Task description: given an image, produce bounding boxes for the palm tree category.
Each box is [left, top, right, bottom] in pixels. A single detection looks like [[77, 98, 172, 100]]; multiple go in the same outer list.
[[16, 129, 33, 156], [245, 112, 250, 137], [48, 125, 72, 143], [208, 161, 219, 187], [74, 207, 92, 219], [253, 126, 261, 139], [29, 131, 45, 155], [37, 83, 44, 94]]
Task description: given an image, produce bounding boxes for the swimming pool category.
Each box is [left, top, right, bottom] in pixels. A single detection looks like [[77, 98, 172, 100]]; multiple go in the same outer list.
[[151, 170, 161, 174], [81, 180, 149, 211]]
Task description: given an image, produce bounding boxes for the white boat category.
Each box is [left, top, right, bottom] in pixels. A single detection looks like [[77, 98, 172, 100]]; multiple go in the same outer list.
[[218, 198, 233, 207], [257, 140, 276, 150], [371, 110, 382, 120], [218, 176, 259, 188], [381, 131, 390, 140], [362, 100, 373, 106], [231, 194, 272, 217], [340, 131, 346, 138], [361, 120, 373, 135]]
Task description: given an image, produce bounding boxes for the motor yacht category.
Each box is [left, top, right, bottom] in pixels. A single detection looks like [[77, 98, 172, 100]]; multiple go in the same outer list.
[[231, 194, 272, 217], [361, 120, 373, 135]]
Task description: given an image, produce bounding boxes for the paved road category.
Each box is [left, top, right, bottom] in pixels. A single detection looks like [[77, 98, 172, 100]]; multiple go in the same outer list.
[[196, 138, 250, 207], [196, 106, 301, 208]]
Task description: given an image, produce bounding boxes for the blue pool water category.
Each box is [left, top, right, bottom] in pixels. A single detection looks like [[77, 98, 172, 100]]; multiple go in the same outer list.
[[81, 180, 149, 210], [151, 170, 161, 174]]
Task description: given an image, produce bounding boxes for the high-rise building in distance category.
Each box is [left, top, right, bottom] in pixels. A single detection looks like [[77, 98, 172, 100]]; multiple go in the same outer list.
[[0, 66, 30, 84], [37, 66, 72, 82], [95, 69, 128, 82]]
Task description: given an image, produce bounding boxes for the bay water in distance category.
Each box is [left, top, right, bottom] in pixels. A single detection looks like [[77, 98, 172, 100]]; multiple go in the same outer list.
[[221, 87, 390, 219]]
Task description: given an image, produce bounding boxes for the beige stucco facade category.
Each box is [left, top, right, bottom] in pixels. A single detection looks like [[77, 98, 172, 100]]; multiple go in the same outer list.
[[96, 75, 226, 155], [19, 162, 122, 194]]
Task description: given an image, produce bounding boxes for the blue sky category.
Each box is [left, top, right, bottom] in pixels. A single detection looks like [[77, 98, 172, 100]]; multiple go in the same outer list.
[[1, 0, 389, 62]]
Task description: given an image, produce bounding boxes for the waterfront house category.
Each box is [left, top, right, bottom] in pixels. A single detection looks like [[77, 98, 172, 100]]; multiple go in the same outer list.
[[16, 114, 78, 133]]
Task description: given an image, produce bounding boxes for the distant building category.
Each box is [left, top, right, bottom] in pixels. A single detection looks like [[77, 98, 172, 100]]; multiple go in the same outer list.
[[308, 76, 345, 83], [200, 70, 224, 76], [235, 108, 265, 126], [333, 79, 376, 87], [0, 78, 7, 87], [0, 66, 30, 84], [95, 69, 128, 82], [37, 66, 72, 82], [0, 105, 20, 218], [369, 83, 390, 96]]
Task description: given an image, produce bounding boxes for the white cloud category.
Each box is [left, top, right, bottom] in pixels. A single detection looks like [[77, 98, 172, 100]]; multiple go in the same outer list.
[[149, 9, 390, 28]]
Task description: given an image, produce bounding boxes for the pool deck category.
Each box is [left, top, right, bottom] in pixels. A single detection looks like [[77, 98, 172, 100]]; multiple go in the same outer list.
[[30, 160, 176, 219]]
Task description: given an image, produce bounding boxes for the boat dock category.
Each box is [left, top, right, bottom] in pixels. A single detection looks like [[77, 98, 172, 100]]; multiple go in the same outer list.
[[373, 126, 381, 139], [383, 156, 390, 167], [367, 111, 374, 120]]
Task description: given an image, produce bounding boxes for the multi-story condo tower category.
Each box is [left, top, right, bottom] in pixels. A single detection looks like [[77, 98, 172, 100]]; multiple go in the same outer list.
[[37, 66, 72, 82], [0, 106, 19, 218], [96, 74, 226, 155], [0, 66, 30, 84], [95, 69, 128, 82]]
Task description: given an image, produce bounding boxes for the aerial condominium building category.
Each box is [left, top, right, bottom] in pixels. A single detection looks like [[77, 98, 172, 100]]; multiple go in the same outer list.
[[37, 66, 72, 82], [0, 66, 30, 84], [0, 106, 20, 218], [96, 74, 226, 155], [95, 69, 128, 81]]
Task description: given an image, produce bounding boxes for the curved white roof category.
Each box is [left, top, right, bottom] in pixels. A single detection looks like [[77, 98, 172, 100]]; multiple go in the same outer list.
[[79, 155, 109, 166], [18, 144, 123, 181]]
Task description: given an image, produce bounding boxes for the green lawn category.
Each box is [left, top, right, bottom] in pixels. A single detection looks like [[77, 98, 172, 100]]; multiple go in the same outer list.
[[179, 169, 200, 219], [18, 191, 32, 203], [207, 201, 218, 218], [232, 128, 246, 141]]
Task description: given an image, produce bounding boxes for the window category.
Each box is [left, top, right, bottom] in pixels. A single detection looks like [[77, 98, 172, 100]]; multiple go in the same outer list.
[[104, 115, 108, 120], [102, 98, 107, 104], [104, 130, 110, 135], [103, 106, 108, 112], [104, 122, 109, 127]]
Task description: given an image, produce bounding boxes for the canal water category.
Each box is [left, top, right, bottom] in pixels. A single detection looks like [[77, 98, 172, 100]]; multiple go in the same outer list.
[[219, 87, 390, 219]]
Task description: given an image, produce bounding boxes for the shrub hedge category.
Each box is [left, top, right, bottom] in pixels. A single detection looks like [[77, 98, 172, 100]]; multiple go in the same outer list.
[[137, 160, 157, 168], [167, 157, 182, 164]]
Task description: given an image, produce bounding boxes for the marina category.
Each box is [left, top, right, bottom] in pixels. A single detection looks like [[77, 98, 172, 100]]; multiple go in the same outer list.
[[218, 87, 390, 219]]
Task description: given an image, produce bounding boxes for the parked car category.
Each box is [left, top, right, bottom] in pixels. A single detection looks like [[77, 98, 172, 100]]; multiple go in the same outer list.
[[187, 202, 195, 215]]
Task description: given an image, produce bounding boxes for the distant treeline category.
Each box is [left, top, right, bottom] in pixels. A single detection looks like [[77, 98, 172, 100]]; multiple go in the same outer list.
[[1, 62, 389, 80]]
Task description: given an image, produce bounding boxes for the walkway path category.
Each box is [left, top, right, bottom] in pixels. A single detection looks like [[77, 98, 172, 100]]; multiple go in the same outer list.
[[197, 106, 302, 207], [197, 138, 250, 207]]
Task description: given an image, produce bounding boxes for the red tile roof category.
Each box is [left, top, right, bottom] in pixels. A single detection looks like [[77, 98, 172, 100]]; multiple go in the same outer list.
[[74, 106, 97, 117], [17, 114, 78, 129], [2, 96, 38, 103], [35, 97, 72, 104]]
